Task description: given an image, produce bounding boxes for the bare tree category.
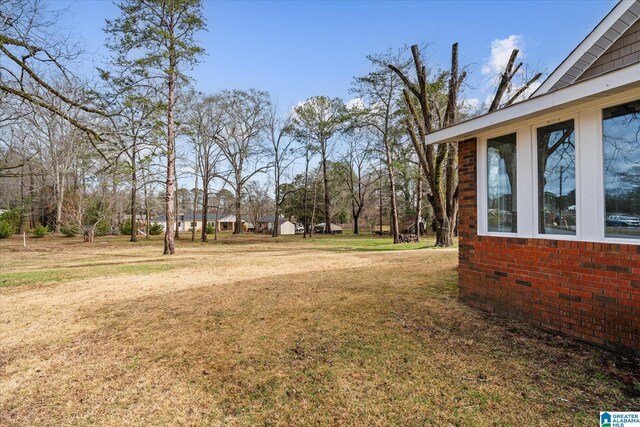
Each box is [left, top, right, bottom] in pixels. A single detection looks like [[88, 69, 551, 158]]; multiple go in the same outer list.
[[267, 107, 300, 237], [335, 129, 376, 234], [213, 89, 271, 234], [353, 49, 413, 243], [23, 87, 84, 233], [245, 181, 272, 233], [188, 94, 224, 242], [1, 0, 111, 159], [389, 44, 465, 247]]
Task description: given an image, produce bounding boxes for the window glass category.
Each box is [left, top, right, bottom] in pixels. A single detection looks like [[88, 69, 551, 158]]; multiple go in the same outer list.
[[603, 100, 640, 239], [487, 133, 517, 233], [537, 120, 576, 235]]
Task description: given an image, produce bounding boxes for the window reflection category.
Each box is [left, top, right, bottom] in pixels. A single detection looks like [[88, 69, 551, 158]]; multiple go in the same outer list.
[[488, 133, 517, 233], [537, 120, 576, 235], [603, 100, 640, 239]]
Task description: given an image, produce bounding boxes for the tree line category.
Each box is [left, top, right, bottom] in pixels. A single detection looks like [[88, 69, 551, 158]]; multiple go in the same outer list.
[[0, 0, 540, 252]]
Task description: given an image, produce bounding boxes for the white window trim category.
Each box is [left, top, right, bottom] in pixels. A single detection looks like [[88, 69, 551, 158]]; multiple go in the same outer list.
[[477, 132, 524, 238], [531, 115, 581, 241], [475, 90, 640, 246], [598, 98, 640, 245]]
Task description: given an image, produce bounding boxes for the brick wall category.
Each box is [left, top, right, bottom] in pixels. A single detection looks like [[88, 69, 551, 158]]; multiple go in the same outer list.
[[457, 139, 640, 353]]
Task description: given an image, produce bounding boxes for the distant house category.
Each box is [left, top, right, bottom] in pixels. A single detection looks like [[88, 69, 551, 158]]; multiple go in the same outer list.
[[150, 213, 253, 233], [428, 0, 640, 352], [150, 213, 192, 232], [257, 216, 295, 235], [313, 223, 343, 234], [214, 213, 253, 232]]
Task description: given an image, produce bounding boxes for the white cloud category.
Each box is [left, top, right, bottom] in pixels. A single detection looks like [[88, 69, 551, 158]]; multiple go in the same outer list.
[[346, 97, 365, 111], [482, 35, 523, 75]]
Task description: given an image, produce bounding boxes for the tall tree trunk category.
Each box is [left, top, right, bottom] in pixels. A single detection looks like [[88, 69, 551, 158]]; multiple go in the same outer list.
[[130, 143, 137, 242], [416, 171, 422, 242], [321, 143, 331, 234], [382, 137, 400, 243], [310, 175, 318, 237], [201, 178, 209, 242], [19, 165, 26, 234], [192, 167, 198, 242], [379, 160, 383, 237], [234, 185, 242, 234], [54, 173, 65, 234], [174, 168, 180, 239], [145, 191, 150, 239], [164, 55, 176, 255], [303, 151, 309, 239], [272, 175, 280, 238], [352, 201, 359, 235]]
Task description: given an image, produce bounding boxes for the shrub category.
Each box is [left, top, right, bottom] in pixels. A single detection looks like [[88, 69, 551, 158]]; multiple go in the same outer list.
[[94, 219, 111, 237], [119, 220, 132, 235], [206, 224, 216, 235], [32, 224, 49, 238], [60, 224, 80, 237], [0, 208, 21, 231], [0, 220, 14, 238], [149, 222, 163, 235]]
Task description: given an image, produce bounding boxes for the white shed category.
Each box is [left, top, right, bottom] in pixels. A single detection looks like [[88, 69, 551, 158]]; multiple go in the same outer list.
[[277, 219, 295, 235]]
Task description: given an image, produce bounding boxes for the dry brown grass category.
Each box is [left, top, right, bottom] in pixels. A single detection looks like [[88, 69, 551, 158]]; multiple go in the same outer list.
[[0, 234, 638, 426]]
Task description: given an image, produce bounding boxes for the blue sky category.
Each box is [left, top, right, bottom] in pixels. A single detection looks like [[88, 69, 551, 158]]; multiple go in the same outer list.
[[58, 0, 618, 112]]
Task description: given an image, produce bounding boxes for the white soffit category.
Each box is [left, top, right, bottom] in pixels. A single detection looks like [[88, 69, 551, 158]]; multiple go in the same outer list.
[[534, 0, 640, 96], [426, 62, 640, 145]]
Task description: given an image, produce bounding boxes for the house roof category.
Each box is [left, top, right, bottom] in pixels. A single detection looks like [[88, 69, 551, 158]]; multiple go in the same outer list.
[[151, 213, 249, 222], [533, 0, 640, 95], [427, 0, 640, 145]]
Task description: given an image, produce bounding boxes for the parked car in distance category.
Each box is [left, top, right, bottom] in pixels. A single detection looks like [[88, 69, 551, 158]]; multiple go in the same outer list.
[[607, 214, 640, 227], [295, 225, 304, 233]]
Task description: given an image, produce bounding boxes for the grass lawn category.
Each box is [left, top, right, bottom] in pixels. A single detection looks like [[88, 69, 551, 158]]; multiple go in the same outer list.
[[0, 233, 638, 425]]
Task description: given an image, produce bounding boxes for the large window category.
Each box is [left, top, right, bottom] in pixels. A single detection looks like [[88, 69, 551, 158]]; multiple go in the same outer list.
[[487, 133, 517, 233], [537, 120, 576, 235], [603, 100, 640, 239]]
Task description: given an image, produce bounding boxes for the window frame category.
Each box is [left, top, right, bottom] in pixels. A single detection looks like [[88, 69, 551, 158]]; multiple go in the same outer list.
[[598, 98, 640, 244], [478, 129, 523, 237], [474, 89, 640, 246], [532, 115, 581, 241]]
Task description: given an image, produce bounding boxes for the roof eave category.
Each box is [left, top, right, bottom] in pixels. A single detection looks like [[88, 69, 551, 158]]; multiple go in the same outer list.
[[533, 0, 639, 96]]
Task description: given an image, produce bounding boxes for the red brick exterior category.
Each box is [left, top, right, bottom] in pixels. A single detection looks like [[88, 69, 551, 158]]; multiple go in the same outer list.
[[458, 138, 640, 353]]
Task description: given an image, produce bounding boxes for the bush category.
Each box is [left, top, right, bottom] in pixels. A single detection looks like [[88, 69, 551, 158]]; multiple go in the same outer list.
[[0, 208, 21, 232], [119, 220, 132, 235], [94, 219, 111, 237], [32, 224, 49, 238], [0, 220, 14, 238], [206, 224, 216, 235], [60, 224, 80, 237], [149, 222, 163, 235]]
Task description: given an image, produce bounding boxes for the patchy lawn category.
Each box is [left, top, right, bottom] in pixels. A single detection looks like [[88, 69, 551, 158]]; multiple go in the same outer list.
[[0, 234, 637, 425]]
